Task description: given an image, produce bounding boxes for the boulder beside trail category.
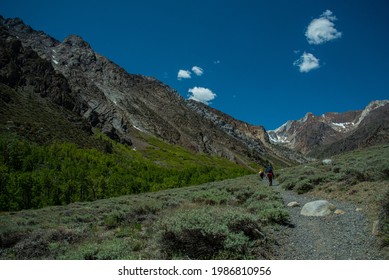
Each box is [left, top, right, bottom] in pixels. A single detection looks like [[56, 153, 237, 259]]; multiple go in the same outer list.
[[300, 200, 336, 217], [287, 201, 300, 207]]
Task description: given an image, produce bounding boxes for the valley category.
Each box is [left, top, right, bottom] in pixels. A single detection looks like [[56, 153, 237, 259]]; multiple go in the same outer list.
[[0, 15, 388, 260], [1, 144, 388, 260]]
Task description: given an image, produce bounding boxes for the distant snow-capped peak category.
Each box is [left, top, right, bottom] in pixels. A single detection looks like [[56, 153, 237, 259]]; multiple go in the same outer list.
[[268, 100, 389, 147]]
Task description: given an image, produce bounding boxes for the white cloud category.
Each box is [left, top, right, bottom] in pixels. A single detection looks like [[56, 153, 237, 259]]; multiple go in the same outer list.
[[188, 87, 217, 105], [177, 69, 191, 80], [213, 60, 221, 64], [192, 66, 204, 76], [305, 10, 342, 45], [293, 52, 320, 73]]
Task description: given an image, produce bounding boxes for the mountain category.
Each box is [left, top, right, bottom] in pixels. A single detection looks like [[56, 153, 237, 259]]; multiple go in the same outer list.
[[0, 16, 304, 168], [5, 15, 384, 165], [268, 100, 389, 157], [0, 24, 102, 149]]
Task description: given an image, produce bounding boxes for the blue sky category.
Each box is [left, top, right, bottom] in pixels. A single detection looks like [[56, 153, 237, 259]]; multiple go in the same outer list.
[[1, 0, 389, 130]]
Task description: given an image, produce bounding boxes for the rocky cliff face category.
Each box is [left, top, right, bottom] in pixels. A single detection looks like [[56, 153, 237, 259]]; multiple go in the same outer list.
[[0, 16, 304, 166], [0, 24, 106, 148], [0, 25, 75, 110], [268, 100, 389, 156]]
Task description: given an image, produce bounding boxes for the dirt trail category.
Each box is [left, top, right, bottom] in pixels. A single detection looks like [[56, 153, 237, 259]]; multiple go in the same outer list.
[[266, 179, 383, 259]]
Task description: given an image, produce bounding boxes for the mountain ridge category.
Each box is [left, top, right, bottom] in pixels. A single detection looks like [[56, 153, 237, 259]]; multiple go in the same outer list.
[[268, 100, 389, 156], [1, 16, 303, 167], [1, 15, 387, 164]]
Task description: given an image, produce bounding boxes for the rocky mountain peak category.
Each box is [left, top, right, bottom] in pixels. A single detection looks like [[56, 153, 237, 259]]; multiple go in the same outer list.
[[366, 100, 389, 110], [63, 34, 91, 48], [355, 100, 389, 126], [302, 112, 315, 122], [53, 35, 98, 70], [0, 16, 30, 32], [269, 100, 389, 156]]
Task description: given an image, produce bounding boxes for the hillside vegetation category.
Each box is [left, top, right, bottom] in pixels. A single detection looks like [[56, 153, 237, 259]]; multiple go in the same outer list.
[[1, 143, 388, 259], [0, 175, 288, 260], [0, 132, 252, 211], [277, 144, 389, 254]]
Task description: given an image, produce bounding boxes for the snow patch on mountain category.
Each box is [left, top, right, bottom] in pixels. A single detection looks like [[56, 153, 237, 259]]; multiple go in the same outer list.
[[268, 133, 290, 144], [268, 120, 294, 143], [330, 122, 355, 132]]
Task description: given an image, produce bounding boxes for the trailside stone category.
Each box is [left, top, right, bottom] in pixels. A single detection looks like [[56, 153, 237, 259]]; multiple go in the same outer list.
[[287, 201, 300, 207], [300, 200, 336, 217], [372, 220, 380, 236], [334, 209, 345, 215]]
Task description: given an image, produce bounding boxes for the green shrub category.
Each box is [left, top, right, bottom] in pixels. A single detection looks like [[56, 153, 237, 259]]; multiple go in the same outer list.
[[221, 233, 253, 258], [0, 227, 30, 249], [257, 208, 290, 225], [60, 239, 135, 260], [158, 206, 264, 259], [104, 212, 124, 229], [244, 199, 289, 225], [282, 179, 298, 190], [130, 200, 163, 222], [380, 168, 389, 180], [295, 179, 314, 194], [309, 174, 330, 185], [379, 191, 389, 248], [7, 227, 85, 259], [341, 169, 368, 185], [190, 188, 234, 205]]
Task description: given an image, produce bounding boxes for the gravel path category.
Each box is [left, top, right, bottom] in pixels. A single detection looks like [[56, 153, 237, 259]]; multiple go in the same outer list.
[[270, 180, 383, 260]]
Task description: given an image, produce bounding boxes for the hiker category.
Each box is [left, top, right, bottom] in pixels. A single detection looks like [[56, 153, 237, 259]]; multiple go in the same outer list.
[[265, 165, 274, 186], [259, 168, 264, 180]]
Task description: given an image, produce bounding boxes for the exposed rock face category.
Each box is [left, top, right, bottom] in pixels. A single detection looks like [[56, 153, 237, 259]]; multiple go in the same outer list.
[[0, 26, 104, 147], [269, 100, 389, 157], [187, 100, 307, 164], [0, 16, 304, 166], [0, 25, 75, 110]]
